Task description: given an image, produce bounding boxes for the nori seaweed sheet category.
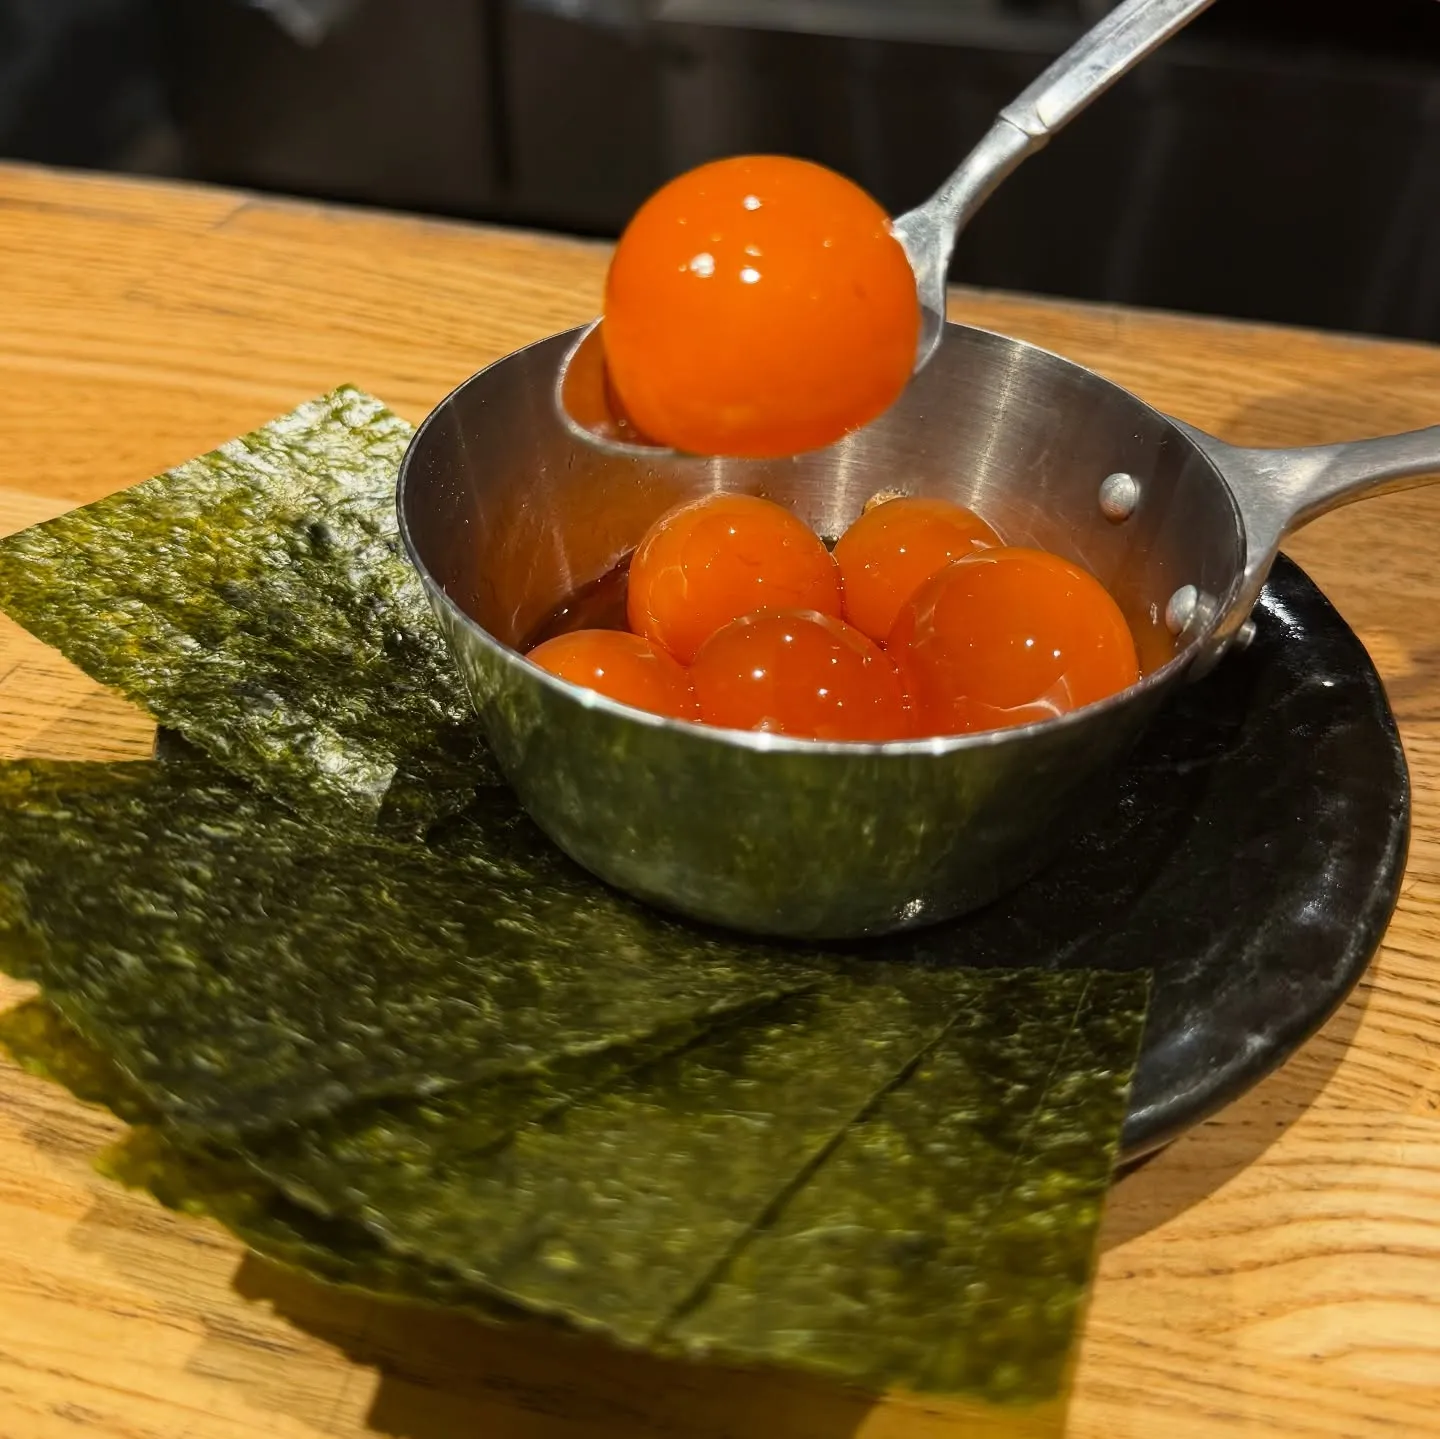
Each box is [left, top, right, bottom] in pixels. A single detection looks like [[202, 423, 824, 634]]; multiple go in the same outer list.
[[0, 998, 154, 1126], [102, 1128, 532, 1322], [2, 979, 997, 1351], [0, 388, 480, 828], [0, 756, 819, 1136], [666, 970, 1148, 1399], [1, 968, 1146, 1404], [0, 1002, 517, 1317], [230, 1014, 730, 1219], [247, 973, 972, 1342]]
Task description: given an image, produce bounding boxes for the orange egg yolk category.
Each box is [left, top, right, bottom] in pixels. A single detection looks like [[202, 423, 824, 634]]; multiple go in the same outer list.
[[603, 155, 920, 457], [888, 547, 1140, 736], [835, 496, 1001, 642], [691, 609, 909, 742], [527, 629, 698, 720], [627, 492, 841, 665]]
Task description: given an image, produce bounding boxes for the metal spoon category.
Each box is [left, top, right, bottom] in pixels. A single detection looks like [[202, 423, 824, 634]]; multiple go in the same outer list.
[[896, 0, 1216, 370], [557, 0, 1218, 453]]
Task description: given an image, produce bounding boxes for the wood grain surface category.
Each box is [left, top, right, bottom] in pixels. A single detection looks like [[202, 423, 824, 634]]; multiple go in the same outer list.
[[1, 161, 1438, 1439]]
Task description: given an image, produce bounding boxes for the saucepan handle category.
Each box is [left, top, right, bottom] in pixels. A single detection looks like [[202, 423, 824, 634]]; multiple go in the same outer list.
[[1175, 420, 1440, 652]]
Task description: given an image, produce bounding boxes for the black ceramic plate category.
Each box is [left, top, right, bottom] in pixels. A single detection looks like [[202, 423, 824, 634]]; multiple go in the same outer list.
[[868, 555, 1409, 1161]]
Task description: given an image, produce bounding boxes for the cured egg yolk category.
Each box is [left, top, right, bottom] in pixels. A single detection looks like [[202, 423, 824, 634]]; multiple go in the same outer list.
[[603, 155, 920, 458], [888, 547, 1140, 736], [627, 492, 841, 665], [527, 629, 698, 720], [691, 609, 909, 742], [834, 496, 1001, 642]]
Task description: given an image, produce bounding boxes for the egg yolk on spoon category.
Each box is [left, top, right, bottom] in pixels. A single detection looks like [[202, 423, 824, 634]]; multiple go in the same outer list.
[[603, 156, 920, 457]]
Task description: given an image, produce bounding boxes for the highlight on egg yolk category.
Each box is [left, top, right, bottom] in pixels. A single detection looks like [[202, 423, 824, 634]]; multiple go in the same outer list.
[[834, 496, 1002, 642], [527, 629, 698, 721], [691, 609, 910, 742], [888, 547, 1140, 736], [603, 155, 920, 458], [627, 492, 841, 665]]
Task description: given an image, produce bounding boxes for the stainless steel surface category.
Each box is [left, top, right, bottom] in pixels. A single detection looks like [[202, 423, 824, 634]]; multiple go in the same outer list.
[[893, 0, 1217, 371], [556, 0, 1216, 453], [1099, 470, 1140, 521], [1181, 421, 1440, 653], [556, 319, 677, 458], [398, 321, 1440, 939], [1165, 584, 1198, 636]]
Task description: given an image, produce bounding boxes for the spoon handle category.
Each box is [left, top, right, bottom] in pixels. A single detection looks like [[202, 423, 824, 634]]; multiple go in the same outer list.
[[1002, 0, 1217, 140], [896, 0, 1216, 306]]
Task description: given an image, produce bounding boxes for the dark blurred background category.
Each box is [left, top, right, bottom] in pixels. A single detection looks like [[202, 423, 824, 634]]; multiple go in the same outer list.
[[3, 0, 1439, 341]]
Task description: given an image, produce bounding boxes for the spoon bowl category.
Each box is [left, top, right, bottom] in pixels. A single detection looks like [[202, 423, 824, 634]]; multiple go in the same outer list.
[[557, 0, 1219, 454]]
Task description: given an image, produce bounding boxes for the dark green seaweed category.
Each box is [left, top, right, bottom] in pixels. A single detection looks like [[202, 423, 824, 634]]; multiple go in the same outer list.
[[0, 1000, 527, 1317], [666, 970, 1148, 1400], [101, 1127, 531, 1321], [1, 963, 1146, 1403], [0, 389, 481, 828], [2, 969, 996, 1346], [245, 973, 972, 1342], [0, 757, 819, 1136], [0, 998, 615, 1321], [239, 1014, 730, 1219], [0, 998, 155, 1126]]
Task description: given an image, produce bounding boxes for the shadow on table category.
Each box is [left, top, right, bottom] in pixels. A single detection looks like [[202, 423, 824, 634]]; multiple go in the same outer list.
[[223, 1252, 1059, 1439], [1101, 970, 1370, 1252], [36, 1126, 1059, 1439]]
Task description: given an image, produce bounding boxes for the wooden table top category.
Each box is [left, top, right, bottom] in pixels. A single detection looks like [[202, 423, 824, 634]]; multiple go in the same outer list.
[[1, 160, 1438, 1439]]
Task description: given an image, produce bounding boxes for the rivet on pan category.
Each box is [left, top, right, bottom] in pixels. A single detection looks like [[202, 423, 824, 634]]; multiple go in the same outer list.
[[1234, 618, 1257, 650], [1165, 585, 1199, 635], [1098, 472, 1140, 522]]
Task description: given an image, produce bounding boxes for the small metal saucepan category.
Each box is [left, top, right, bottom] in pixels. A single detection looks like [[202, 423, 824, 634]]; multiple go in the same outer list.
[[397, 323, 1440, 940]]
